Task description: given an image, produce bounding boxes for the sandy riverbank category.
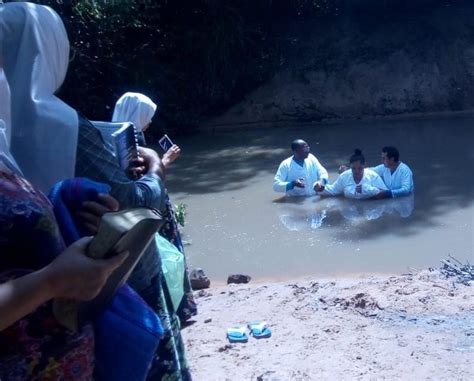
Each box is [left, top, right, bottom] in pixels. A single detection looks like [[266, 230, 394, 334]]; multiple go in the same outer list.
[[182, 270, 473, 380]]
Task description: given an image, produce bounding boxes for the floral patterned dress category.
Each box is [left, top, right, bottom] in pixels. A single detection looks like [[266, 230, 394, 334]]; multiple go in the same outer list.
[[0, 172, 95, 381]]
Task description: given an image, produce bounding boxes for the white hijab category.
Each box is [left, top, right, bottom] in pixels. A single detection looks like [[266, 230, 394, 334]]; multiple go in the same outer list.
[[0, 2, 78, 192], [0, 67, 21, 174], [112, 92, 157, 131]]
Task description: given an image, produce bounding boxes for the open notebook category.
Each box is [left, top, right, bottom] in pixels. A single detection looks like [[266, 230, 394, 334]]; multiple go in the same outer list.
[[53, 208, 164, 331]]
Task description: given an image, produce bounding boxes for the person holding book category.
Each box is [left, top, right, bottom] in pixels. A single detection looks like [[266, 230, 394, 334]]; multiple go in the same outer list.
[[2, 3, 191, 380], [0, 10, 130, 379], [112, 91, 197, 323], [112, 91, 182, 164]]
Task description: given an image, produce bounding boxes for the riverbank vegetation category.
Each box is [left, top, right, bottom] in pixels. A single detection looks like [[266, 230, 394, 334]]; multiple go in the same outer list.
[[21, 0, 463, 134]]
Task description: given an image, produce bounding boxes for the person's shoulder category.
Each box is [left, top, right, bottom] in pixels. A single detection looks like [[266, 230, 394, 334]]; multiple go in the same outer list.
[[399, 162, 413, 174], [280, 156, 294, 167], [307, 153, 320, 162], [339, 169, 352, 179], [372, 164, 385, 173], [365, 168, 380, 177]]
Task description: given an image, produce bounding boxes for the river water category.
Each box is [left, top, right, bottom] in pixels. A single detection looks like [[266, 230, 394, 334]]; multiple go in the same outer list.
[[164, 115, 474, 281]]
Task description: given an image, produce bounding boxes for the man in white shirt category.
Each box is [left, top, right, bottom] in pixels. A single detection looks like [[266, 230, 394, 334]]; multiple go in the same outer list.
[[372, 146, 414, 198], [273, 139, 329, 197]]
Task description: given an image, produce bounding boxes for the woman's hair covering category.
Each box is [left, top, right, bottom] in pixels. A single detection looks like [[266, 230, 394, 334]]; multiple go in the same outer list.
[[0, 60, 21, 174], [0, 2, 78, 192], [112, 92, 157, 132], [350, 148, 365, 165]]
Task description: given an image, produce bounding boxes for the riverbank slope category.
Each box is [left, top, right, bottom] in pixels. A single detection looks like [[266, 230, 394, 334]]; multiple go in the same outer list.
[[183, 270, 473, 380]]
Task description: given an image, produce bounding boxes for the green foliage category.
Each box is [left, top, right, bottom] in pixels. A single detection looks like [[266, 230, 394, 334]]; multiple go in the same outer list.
[[174, 203, 187, 227], [7, 0, 446, 133]]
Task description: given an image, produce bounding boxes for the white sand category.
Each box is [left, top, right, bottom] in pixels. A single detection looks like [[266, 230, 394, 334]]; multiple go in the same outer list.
[[183, 270, 473, 380]]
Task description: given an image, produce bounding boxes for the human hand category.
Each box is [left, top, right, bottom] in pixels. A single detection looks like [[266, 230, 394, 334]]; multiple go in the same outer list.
[[127, 156, 146, 179], [374, 190, 390, 199], [138, 146, 166, 180], [293, 178, 305, 188], [314, 181, 325, 192], [338, 165, 348, 174], [44, 237, 129, 301], [355, 184, 362, 193], [162, 144, 181, 168], [75, 194, 119, 235]]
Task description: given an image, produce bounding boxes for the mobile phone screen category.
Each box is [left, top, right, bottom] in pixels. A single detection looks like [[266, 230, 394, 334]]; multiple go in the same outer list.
[[158, 134, 173, 152]]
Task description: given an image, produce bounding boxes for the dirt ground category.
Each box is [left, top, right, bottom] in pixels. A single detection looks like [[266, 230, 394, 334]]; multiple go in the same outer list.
[[182, 270, 473, 380]]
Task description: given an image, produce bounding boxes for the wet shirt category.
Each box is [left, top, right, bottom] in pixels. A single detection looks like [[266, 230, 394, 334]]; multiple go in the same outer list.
[[273, 154, 329, 196], [372, 162, 414, 198], [322, 168, 388, 199]]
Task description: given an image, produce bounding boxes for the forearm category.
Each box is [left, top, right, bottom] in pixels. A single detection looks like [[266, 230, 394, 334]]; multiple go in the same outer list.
[[321, 185, 339, 196], [391, 185, 411, 198], [273, 179, 291, 193], [0, 269, 54, 330], [113, 174, 166, 211]]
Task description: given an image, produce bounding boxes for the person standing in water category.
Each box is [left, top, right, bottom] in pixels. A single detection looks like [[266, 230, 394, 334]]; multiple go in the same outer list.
[[273, 139, 329, 197], [372, 146, 414, 199], [321, 149, 387, 199]]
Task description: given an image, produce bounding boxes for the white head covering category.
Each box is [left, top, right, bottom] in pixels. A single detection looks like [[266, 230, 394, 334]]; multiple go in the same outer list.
[[0, 2, 78, 192], [112, 92, 157, 131], [0, 66, 21, 174]]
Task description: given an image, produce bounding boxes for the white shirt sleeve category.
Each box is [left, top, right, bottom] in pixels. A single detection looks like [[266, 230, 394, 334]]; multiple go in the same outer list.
[[273, 161, 291, 193], [322, 173, 346, 196], [391, 166, 413, 198], [371, 164, 385, 177]]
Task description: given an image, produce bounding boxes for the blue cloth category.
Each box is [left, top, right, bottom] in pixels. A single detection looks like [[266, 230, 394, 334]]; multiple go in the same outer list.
[[48, 178, 163, 381], [48, 177, 110, 245], [95, 286, 163, 381]]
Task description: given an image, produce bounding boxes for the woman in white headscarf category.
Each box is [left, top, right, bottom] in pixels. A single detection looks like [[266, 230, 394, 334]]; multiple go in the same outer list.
[[1, 1, 78, 193], [112, 92, 157, 133], [112, 92, 197, 324], [2, 4, 192, 378], [112, 91, 181, 163], [0, 7, 128, 378]]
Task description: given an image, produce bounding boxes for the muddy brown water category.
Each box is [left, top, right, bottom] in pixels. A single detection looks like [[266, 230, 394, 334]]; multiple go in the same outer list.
[[163, 115, 474, 281]]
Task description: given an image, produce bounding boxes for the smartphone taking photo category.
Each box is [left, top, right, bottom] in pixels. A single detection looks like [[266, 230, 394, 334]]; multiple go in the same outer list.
[[158, 134, 173, 152]]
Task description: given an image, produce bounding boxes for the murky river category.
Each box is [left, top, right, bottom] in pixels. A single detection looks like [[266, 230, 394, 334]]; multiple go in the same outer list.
[[164, 115, 474, 281]]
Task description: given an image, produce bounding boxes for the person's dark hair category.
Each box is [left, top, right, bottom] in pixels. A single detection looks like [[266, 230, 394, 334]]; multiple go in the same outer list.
[[291, 139, 305, 151], [382, 146, 399, 162], [350, 148, 365, 165]]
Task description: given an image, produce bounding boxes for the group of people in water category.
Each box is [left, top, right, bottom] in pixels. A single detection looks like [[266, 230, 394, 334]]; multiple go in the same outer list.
[[273, 139, 414, 201], [1, 2, 194, 380]]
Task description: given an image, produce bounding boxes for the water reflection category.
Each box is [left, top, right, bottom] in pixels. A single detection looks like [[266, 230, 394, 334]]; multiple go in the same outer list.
[[167, 116, 473, 278], [276, 195, 415, 231]]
